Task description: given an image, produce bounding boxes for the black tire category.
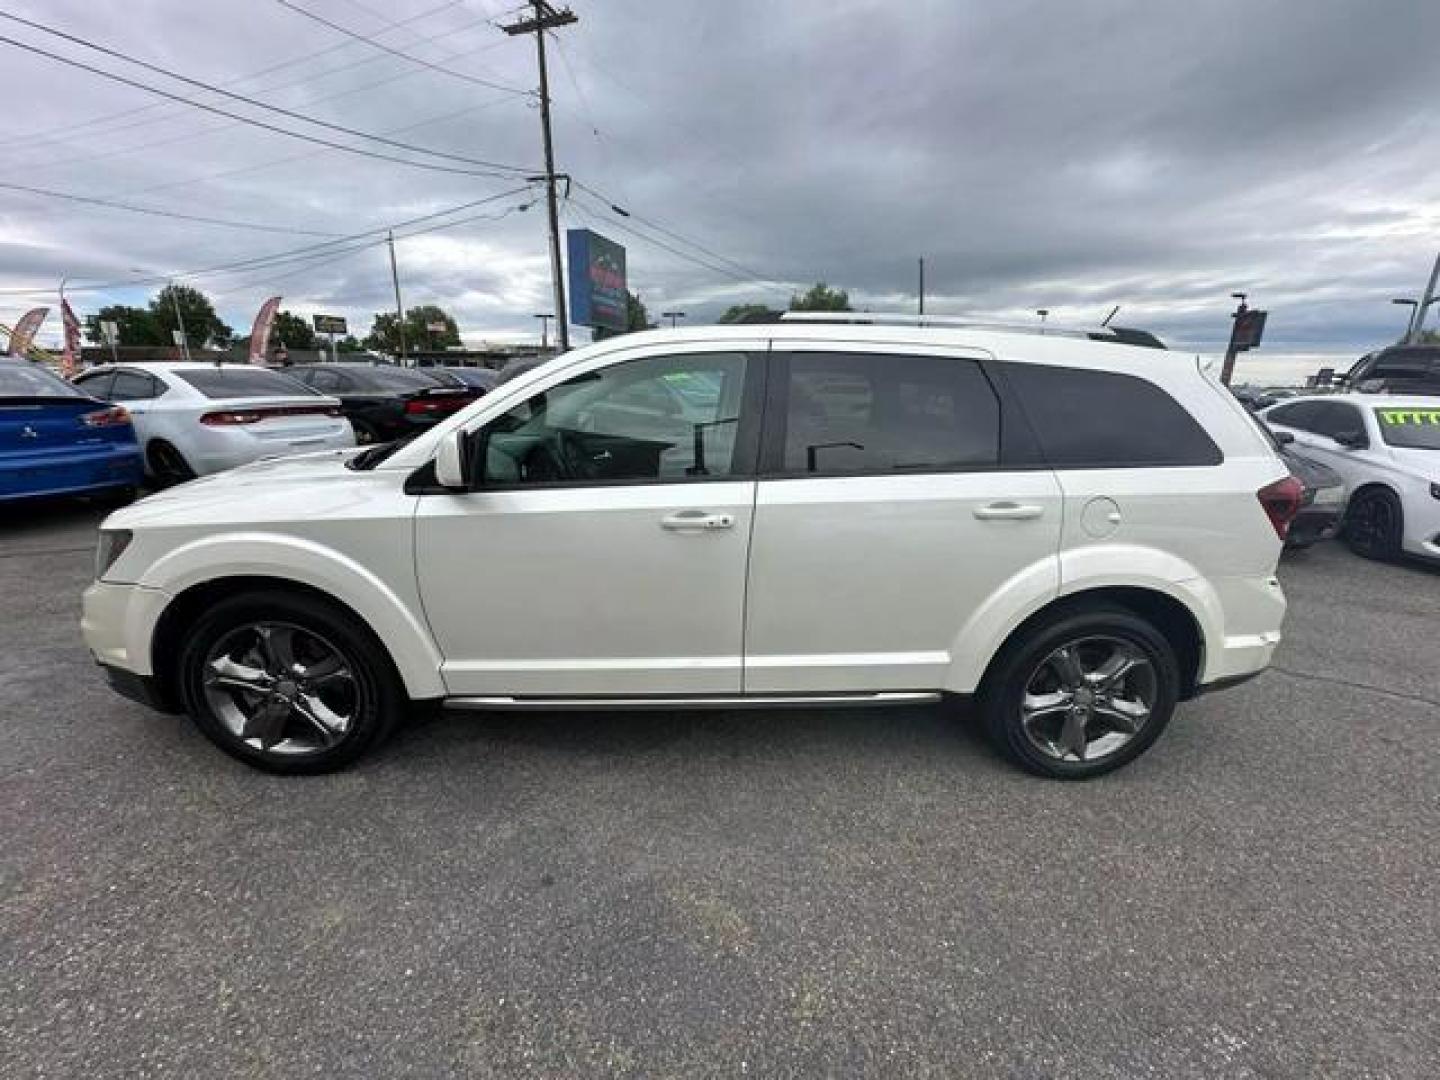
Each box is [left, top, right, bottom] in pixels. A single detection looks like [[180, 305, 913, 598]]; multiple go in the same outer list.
[[1344, 487, 1403, 561], [147, 440, 195, 487], [978, 607, 1180, 780], [178, 590, 404, 774], [350, 419, 381, 445]]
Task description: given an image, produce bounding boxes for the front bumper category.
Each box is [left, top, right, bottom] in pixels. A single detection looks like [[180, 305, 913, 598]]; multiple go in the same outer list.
[[83, 579, 180, 713]]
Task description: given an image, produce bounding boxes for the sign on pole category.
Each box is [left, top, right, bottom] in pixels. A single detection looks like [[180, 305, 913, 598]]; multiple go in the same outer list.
[[312, 314, 347, 335], [426, 320, 447, 334], [99, 319, 119, 345], [566, 228, 627, 331]]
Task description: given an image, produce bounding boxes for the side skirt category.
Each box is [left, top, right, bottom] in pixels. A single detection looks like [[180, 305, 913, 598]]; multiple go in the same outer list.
[[442, 691, 943, 712]]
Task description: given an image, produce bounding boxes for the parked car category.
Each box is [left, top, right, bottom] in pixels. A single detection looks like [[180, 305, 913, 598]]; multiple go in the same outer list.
[[73, 362, 352, 485], [426, 366, 499, 395], [1342, 345, 1440, 395], [83, 316, 1296, 778], [1, 358, 143, 504], [1274, 434, 1346, 548], [1261, 394, 1440, 561], [287, 363, 472, 445]]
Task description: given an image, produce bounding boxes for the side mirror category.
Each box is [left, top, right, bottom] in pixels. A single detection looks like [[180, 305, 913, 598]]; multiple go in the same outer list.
[[1334, 430, 1367, 449], [1271, 429, 1295, 446], [434, 428, 468, 488]]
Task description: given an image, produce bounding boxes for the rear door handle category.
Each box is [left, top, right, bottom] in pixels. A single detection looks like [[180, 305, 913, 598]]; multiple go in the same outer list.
[[661, 510, 735, 531], [973, 501, 1045, 521]]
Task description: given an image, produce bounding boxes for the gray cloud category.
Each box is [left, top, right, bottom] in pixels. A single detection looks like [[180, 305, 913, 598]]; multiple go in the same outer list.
[[0, 0, 1437, 362]]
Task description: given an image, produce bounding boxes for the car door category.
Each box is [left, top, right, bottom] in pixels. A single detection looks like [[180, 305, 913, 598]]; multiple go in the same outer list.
[[742, 344, 1062, 693], [1267, 400, 1368, 485], [413, 343, 765, 697]]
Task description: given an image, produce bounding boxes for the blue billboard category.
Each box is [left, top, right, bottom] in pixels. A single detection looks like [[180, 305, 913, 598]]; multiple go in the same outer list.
[[567, 228, 627, 331]]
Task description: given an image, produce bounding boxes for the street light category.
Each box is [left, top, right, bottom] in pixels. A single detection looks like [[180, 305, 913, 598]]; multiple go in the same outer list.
[[1392, 297, 1419, 339], [1036, 309, 1048, 332], [662, 311, 687, 329], [533, 313, 553, 350]]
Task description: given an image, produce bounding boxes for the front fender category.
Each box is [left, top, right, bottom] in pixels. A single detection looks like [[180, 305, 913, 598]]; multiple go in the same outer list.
[[135, 531, 446, 700]]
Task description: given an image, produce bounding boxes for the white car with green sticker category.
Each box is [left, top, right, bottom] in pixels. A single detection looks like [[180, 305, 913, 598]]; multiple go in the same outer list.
[[1261, 394, 1440, 561]]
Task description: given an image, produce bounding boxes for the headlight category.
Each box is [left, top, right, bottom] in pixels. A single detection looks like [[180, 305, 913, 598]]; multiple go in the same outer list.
[[95, 529, 133, 580]]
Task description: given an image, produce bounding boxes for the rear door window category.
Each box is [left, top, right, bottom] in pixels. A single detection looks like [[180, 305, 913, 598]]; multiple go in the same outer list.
[[767, 352, 1000, 475], [1002, 362, 1221, 467]]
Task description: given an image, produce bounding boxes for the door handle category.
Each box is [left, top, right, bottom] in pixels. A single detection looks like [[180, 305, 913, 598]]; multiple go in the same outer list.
[[661, 510, 735, 531], [973, 501, 1044, 521]]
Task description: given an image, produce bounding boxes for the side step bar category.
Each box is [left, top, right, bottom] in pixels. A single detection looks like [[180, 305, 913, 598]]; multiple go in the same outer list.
[[444, 691, 942, 712]]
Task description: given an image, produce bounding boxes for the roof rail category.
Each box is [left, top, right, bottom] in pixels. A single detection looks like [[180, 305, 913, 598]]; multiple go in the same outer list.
[[778, 311, 1111, 339]]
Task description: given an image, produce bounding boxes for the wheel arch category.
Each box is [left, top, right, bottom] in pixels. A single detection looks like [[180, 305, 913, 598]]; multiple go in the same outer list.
[[137, 533, 447, 705]]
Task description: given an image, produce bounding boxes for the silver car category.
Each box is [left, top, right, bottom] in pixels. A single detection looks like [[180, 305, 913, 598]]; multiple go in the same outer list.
[[72, 362, 353, 484]]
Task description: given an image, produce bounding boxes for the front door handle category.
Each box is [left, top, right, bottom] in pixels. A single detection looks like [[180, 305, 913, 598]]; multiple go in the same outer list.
[[973, 501, 1044, 521], [661, 510, 735, 531]]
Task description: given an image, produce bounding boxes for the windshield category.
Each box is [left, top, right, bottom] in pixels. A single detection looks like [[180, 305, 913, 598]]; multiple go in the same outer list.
[[174, 367, 318, 399], [1375, 407, 1440, 449], [0, 362, 85, 399]]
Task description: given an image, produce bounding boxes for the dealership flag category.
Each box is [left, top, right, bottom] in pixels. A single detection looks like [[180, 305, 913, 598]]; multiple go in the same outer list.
[[59, 298, 82, 378], [247, 295, 282, 365], [6, 306, 48, 356]]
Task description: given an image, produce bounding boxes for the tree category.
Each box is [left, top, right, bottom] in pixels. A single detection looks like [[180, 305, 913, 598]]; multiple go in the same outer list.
[[362, 305, 462, 354], [149, 284, 233, 349], [592, 291, 654, 340], [718, 303, 777, 324], [84, 304, 163, 346], [789, 282, 851, 312], [271, 310, 316, 350]]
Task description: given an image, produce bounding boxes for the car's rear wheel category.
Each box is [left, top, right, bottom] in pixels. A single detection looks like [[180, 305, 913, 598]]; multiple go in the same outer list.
[[178, 591, 403, 774], [979, 608, 1179, 779], [1344, 487, 1403, 561], [148, 440, 195, 487]]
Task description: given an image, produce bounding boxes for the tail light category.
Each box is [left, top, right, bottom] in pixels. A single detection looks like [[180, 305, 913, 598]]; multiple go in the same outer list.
[[201, 405, 342, 426], [405, 396, 465, 415], [79, 406, 131, 428], [1257, 476, 1304, 539]]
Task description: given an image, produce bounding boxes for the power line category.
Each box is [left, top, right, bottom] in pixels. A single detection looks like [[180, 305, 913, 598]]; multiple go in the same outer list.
[[0, 15, 533, 177], [274, 0, 531, 98], [5, 0, 471, 147], [0, 179, 343, 237]]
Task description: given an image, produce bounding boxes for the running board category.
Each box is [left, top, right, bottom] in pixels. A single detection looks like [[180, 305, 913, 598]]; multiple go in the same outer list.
[[443, 691, 942, 712]]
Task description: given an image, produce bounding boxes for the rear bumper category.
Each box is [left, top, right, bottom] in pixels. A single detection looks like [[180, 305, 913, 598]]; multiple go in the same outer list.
[[0, 444, 144, 500], [180, 425, 355, 476], [1197, 574, 1286, 689]]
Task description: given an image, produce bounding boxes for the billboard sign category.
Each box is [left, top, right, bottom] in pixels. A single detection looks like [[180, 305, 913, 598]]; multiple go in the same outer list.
[[566, 228, 627, 331], [313, 314, 347, 335], [1232, 308, 1267, 351]]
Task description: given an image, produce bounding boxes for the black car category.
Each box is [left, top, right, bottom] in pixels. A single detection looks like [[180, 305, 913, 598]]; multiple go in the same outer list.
[[425, 366, 499, 394], [1271, 430, 1347, 548], [1343, 345, 1440, 395], [287, 363, 472, 444]]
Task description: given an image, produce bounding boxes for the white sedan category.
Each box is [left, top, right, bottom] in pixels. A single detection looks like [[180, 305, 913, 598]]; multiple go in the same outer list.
[[73, 362, 354, 483], [1261, 393, 1440, 561]]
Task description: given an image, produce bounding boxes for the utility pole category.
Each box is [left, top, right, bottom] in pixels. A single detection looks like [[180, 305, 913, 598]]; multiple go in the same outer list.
[[169, 280, 191, 361], [387, 230, 408, 364], [1408, 251, 1440, 344], [504, 1, 576, 353], [918, 257, 925, 316], [534, 313, 552, 350]]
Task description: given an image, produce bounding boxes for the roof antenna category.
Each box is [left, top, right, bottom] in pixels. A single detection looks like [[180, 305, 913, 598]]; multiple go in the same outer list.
[[1101, 305, 1120, 327]]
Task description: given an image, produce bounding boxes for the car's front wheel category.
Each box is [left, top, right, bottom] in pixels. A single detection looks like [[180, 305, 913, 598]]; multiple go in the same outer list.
[[979, 608, 1179, 779], [178, 591, 404, 774], [1344, 486, 1403, 561]]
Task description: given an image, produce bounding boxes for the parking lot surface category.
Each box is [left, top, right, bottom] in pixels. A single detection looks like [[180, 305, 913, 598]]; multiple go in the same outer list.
[[3, 501, 1438, 1079]]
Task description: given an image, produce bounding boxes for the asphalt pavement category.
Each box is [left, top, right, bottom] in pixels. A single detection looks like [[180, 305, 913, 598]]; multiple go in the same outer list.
[[2, 501, 1437, 1078]]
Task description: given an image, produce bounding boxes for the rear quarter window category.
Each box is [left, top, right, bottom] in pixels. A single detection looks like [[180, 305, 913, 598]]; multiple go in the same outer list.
[[1002, 362, 1222, 468]]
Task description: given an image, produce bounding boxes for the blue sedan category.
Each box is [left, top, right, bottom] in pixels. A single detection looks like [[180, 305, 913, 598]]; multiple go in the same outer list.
[[1, 358, 144, 504]]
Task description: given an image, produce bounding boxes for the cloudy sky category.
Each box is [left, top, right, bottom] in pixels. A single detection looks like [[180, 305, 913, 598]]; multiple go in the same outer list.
[[1, 0, 1438, 371]]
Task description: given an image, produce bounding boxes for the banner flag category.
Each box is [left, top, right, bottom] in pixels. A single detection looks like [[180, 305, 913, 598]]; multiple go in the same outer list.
[[59, 298, 82, 378], [7, 306, 49, 357], [247, 296, 282, 365]]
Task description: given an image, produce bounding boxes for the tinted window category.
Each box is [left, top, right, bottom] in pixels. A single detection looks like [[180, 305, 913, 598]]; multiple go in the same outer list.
[[72, 370, 115, 400], [1004, 363, 1221, 467], [173, 367, 316, 399], [108, 371, 160, 401], [0, 362, 85, 399], [775, 352, 999, 474], [482, 352, 750, 485], [1312, 401, 1365, 439], [302, 368, 344, 393], [1375, 407, 1440, 450], [353, 366, 440, 391], [1267, 401, 1327, 433], [1371, 349, 1438, 380]]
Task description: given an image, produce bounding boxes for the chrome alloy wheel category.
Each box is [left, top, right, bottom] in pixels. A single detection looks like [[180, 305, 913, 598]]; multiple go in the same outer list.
[[1019, 636, 1157, 764], [202, 622, 360, 756]]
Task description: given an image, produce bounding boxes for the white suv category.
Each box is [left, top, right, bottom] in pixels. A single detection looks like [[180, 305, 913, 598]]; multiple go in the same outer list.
[[82, 316, 1297, 778]]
